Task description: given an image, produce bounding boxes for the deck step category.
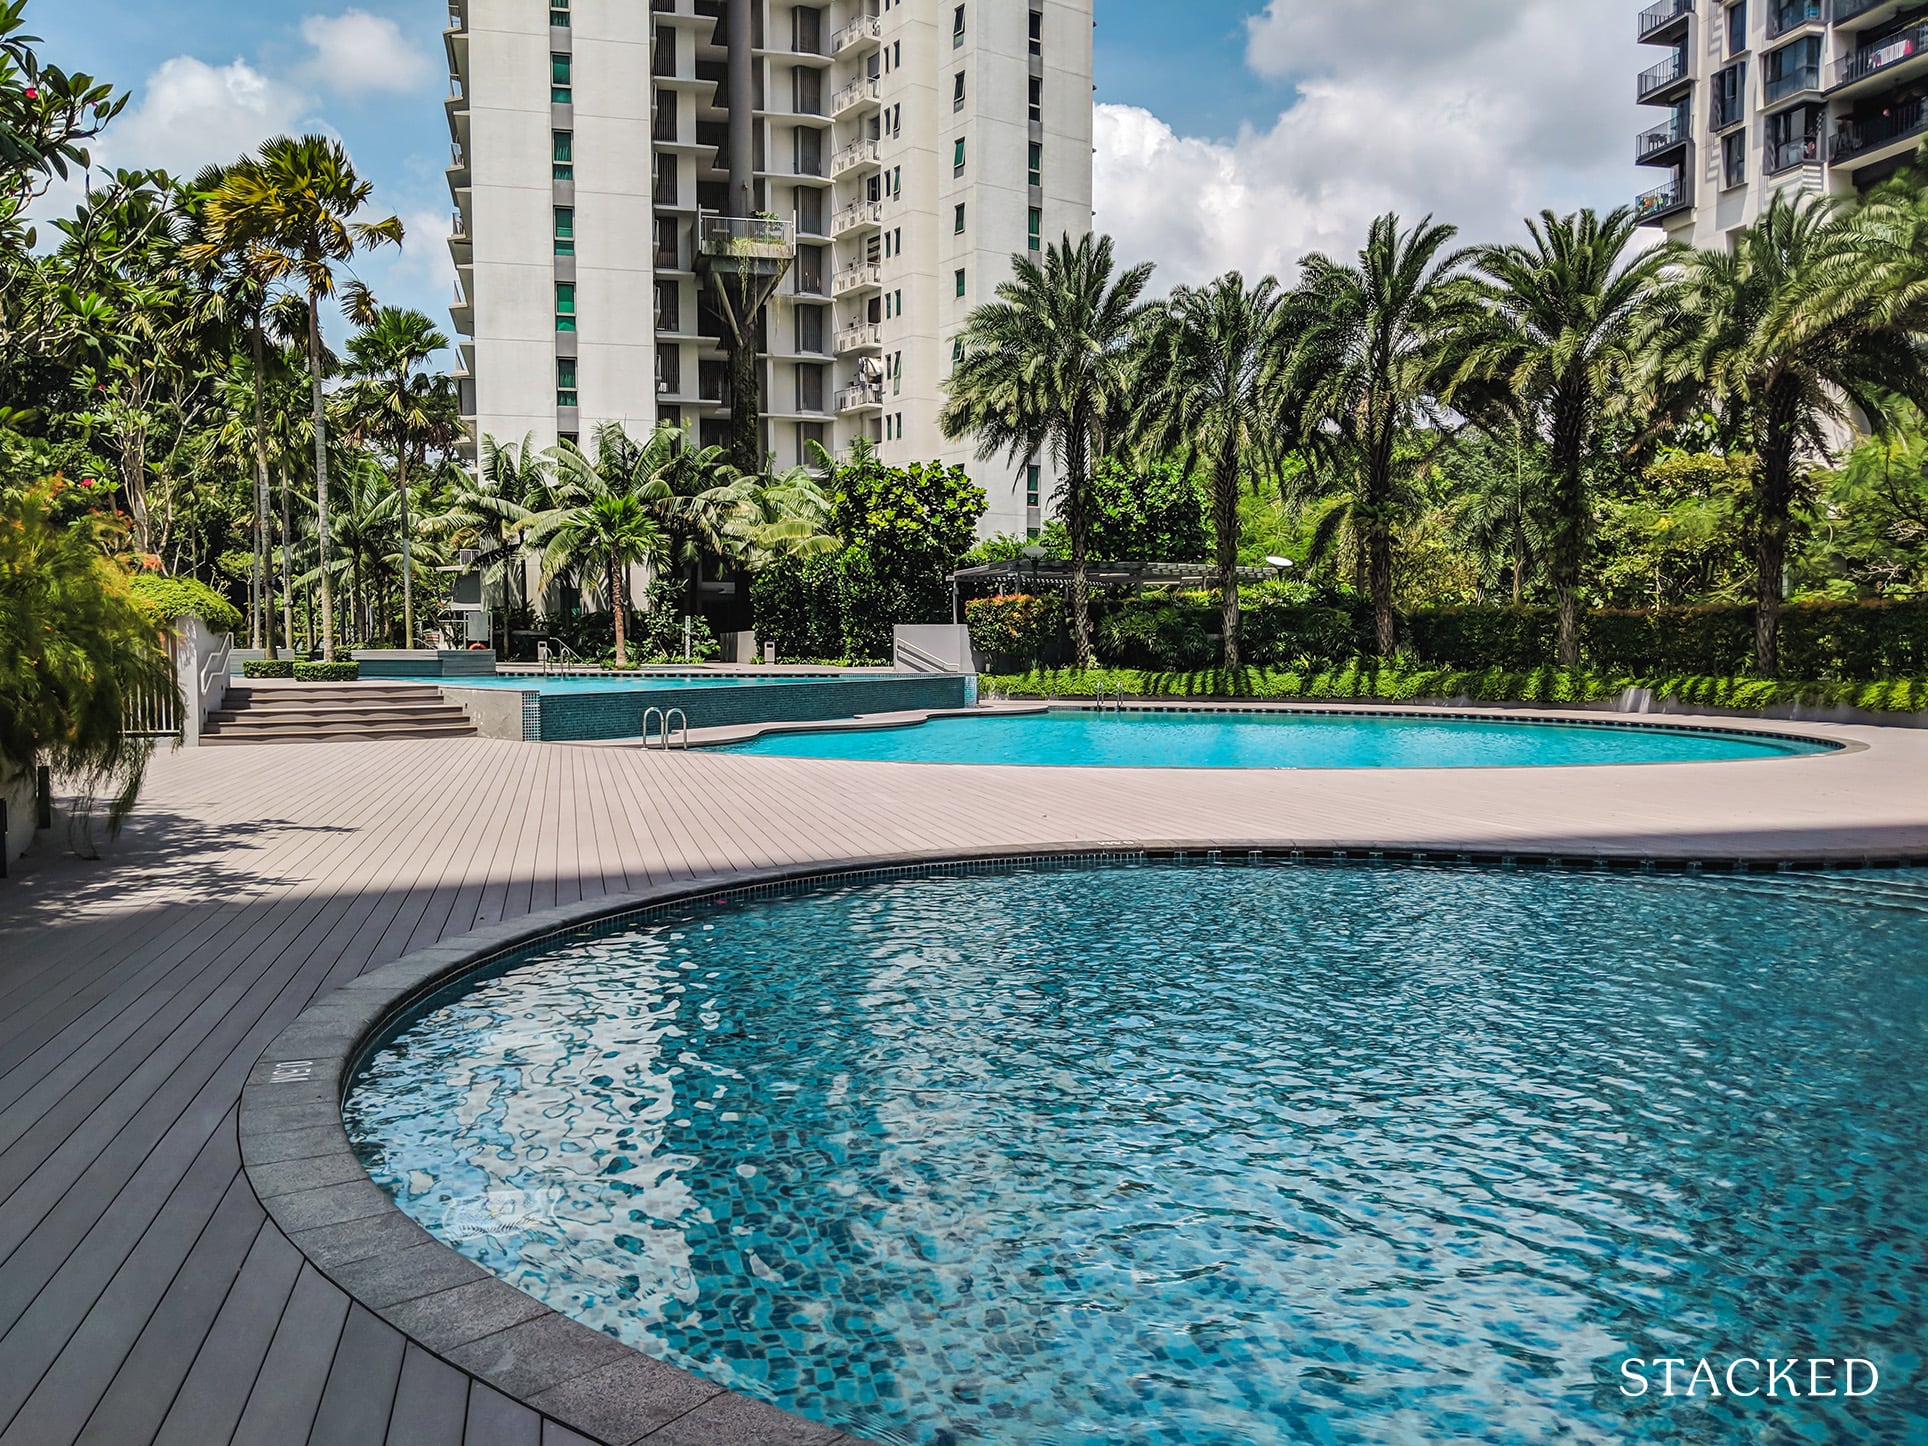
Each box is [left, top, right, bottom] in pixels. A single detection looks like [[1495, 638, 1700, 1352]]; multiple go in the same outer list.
[[204, 683, 477, 744]]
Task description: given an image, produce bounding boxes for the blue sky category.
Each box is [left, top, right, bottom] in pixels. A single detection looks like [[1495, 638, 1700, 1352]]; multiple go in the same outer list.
[[30, 0, 1647, 350]]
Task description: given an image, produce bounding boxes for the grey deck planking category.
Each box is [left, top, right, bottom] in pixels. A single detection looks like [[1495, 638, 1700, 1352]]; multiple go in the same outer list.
[[0, 726, 1922, 1446]]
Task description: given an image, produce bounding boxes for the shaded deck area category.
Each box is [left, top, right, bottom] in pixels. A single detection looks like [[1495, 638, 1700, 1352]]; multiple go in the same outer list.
[[2, 720, 1926, 1445]]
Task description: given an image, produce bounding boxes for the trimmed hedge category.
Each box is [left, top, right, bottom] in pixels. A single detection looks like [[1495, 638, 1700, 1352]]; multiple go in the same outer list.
[[242, 659, 295, 679], [292, 661, 360, 682], [128, 574, 242, 634], [966, 593, 1067, 670], [984, 663, 1928, 715]]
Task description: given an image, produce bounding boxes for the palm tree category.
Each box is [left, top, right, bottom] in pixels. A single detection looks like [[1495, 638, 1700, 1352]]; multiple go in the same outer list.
[[1288, 214, 1478, 656], [187, 135, 404, 661], [343, 307, 453, 647], [426, 434, 550, 648], [1460, 207, 1672, 666], [1447, 417, 1551, 606], [1134, 272, 1289, 668], [942, 233, 1155, 668], [627, 424, 760, 607], [1655, 191, 1928, 673], [524, 427, 667, 666]]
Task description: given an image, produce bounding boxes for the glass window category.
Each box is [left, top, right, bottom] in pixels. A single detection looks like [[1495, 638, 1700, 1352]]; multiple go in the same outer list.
[[953, 72, 966, 111], [953, 5, 965, 47], [1029, 76, 1042, 123], [554, 206, 575, 256], [954, 203, 965, 233], [1711, 64, 1746, 130], [1723, 128, 1747, 186], [551, 53, 572, 104], [550, 0, 569, 26], [1028, 9, 1042, 57], [1026, 464, 1040, 508], [954, 268, 966, 297], [953, 137, 965, 175], [1727, 1, 1747, 54], [1028, 142, 1041, 188], [552, 130, 574, 180], [556, 282, 576, 332], [557, 358, 578, 408]]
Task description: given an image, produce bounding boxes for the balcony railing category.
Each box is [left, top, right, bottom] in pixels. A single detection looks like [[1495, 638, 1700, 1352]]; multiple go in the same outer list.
[[695, 214, 795, 259], [832, 262, 882, 295], [1768, 0, 1824, 37], [1637, 113, 1690, 160], [1637, 52, 1687, 99], [1634, 175, 1691, 222], [830, 13, 881, 54], [1831, 94, 1928, 160], [830, 138, 881, 175], [831, 76, 880, 115], [1638, 0, 1693, 41], [1766, 131, 1823, 172], [1832, 20, 1928, 87], [831, 199, 883, 234], [1834, 0, 1887, 22], [833, 322, 883, 353], [1763, 61, 1823, 102], [835, 382, 884, 412]]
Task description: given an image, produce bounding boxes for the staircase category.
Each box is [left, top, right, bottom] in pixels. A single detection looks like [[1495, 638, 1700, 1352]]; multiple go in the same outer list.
[[201, 684, 478, 745]]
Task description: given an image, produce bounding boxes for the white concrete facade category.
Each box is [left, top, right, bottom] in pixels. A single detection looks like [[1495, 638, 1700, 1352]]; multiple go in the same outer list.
[[446, 0, 1095, 540], [1634, 0, 1928, 246]]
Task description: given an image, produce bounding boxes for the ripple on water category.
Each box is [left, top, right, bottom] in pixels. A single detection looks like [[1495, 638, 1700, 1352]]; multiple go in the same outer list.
[[344, 863, 1928, 1445]]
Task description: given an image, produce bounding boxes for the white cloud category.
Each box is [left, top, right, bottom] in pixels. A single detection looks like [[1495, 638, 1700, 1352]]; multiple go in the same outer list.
[[299, 10, 434, 97], [93, 56, 310, 179], [1097, 0, 1648, 292]]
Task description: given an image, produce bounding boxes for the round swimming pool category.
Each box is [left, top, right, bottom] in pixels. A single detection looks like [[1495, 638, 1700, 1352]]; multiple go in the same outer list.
[[715, 709, 1833, 769], [344, 861, 1927, 1445]]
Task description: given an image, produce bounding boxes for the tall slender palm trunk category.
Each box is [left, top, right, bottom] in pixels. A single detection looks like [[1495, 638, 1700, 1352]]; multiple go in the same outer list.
[[1214, 444, 1242, 671], [279, 466, 297, 655], [305, 293, 338, 662], [1064, 416, 1094, 670], [250, 324, 275, 656], [394, 359, 416, 646], [609, 556, 629, 667], [1754, 394, 1801, 677]]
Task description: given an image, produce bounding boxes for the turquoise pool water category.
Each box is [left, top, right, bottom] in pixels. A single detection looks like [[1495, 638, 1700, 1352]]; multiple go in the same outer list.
[[417, 673, 837, 693], [719, 709, 1831, 768], [345, 862, 1928, 1445]]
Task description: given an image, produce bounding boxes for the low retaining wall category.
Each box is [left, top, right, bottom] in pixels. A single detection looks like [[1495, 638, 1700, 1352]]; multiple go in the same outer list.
[[353, 649, 499, 679], [445, 674, 971, 742]]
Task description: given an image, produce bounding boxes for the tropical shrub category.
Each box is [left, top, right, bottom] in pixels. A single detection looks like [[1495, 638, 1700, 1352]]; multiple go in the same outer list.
[[1095, 595, 1215, 671], [1240, 603, 1365, 667], [0, 480, 176, 827], [292, 661, 360, 682], [242, 659, 295, 679], [128, 574, 242, 634], [965, 593, 1065, 669]]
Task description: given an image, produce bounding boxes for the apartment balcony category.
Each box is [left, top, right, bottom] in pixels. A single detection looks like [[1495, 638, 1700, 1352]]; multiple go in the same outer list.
[[833, 321, 883, 354], [1767, 0, 1824, 39], [1830, 94, 1928, 166], [830, 137, 881, 177], [1834, 0, 1907, 29], [830, 75, 880, 117], [1637, 52, 1690, 101], [832, 261, 882, 296], [448, 209, 471, 265], [1634, 175, 1692, 223], [449, 280, 473, 338], [1830, 19, 1928, 98], [830, 13, 881, 56], [695, 213, 796, 261], [830, 198, 883, 236], [1763, 60, 1824, 106], [1636, 114, 1691, 163], [1766, 131, 1825, 173], [1637, 0, 1693, 44], [446, 143, 470, 193], [835, 381, 884, 414]]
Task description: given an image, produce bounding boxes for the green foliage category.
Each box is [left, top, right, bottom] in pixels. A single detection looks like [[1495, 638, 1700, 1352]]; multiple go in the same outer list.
[[1096, 595, 1214, 671], [983, 663, 1927, 714], [242, 658, 294, 678], [1033, 457, 1212, 562], [292, 661, 359, 681], [0, 479, 173, 826], [127, 573, 241, 633], [964, 593, 1065, 669]]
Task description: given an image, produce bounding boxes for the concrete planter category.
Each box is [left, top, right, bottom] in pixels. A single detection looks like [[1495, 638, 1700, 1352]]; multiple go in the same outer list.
[[351, 649, 499, 679]]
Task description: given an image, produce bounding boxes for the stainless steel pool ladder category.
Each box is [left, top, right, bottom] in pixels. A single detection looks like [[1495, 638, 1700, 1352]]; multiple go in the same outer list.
[[641, 707, 690, 750], [1094, 681, 1125, 713]]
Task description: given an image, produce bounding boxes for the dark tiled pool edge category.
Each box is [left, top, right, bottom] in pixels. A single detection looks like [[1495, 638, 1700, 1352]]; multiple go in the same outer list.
[[241, 845, 1928, 1446]]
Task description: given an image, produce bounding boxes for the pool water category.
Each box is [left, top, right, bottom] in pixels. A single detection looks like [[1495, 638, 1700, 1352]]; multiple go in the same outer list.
[[345, 863, 1928, 1444], [416, 673, 839, 693], [717, 709, 1831, 768]]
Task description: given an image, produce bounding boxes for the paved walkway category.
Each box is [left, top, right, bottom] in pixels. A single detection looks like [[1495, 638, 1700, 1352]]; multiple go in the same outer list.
[[2, 718, 1926, 1446]]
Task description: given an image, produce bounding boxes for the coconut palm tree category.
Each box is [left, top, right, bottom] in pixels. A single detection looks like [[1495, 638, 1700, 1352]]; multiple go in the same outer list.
[[1288, 213, 1479, 657], [343, 307, 453, 647], [942, 233, 1155, 668], [1459, 207, 1673, 666], [524, 428, 668, 666], [1133, 272, 1291, 668], [1654, 191, 1928, 673], [425, 434, 551, 647], [186, 135, 403, 661], [1446, 417, 1552, 606]]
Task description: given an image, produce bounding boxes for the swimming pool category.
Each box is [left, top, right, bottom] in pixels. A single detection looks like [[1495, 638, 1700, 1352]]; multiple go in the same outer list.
[[345, 860, 1928, 1445], [419, 672, 841, 693], [718, 708, 1833, 769]]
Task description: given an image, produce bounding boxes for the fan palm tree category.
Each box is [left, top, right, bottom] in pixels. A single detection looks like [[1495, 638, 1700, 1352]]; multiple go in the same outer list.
[[942, 233, 1155, 668], [186, 135, 404, 661], [1133, 272, 1290, 668], [1288, 213, 1479, 656], [1459, 207, 1673, 666], [524, 428, 668, 666], [343, 307, 452, 647], [1653, 191, 1928, 673]]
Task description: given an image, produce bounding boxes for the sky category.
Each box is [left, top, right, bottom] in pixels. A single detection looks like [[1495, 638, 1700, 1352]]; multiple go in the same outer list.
[[29, 0, 1652, 350]]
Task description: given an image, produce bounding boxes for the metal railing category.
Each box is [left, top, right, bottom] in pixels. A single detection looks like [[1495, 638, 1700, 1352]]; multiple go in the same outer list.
[[834, 322, 883, 353], [1637, 0, 1693, 40], [1833, 19, 1928, 87], [1834, 0, 1887, 23], [695, 212, 795, 258], [830, 138, 881, 175], [641, 707, 689, 749], [1768, 0, 1824, 38], [1831, 94, 1928, 160], [1763, 61, 1823, 102], [830, 13, 881, 53], [835, 382, 883, 412], [1767, 132, 1824, 172], [1637, 114, 1689, 159], [124, 683, 180, 738], [831, 75, 879, 114], [831, 199, 883, 233], [1637, 52, 1687, 98], [831, 262, 882, 294], [1634, 175, 1691, 222]]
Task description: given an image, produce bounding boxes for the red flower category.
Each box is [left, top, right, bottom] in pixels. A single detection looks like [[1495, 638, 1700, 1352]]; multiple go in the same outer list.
[[23, 87, 38, 100]]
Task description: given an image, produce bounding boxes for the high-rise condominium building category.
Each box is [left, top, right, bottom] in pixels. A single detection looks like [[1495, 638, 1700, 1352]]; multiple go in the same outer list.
[[1634, 0, 1928, 246], [445, 0, 1095, 539]]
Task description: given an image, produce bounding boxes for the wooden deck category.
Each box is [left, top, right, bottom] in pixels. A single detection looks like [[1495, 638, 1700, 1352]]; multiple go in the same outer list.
[[2, 719, 1926, 1445]]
